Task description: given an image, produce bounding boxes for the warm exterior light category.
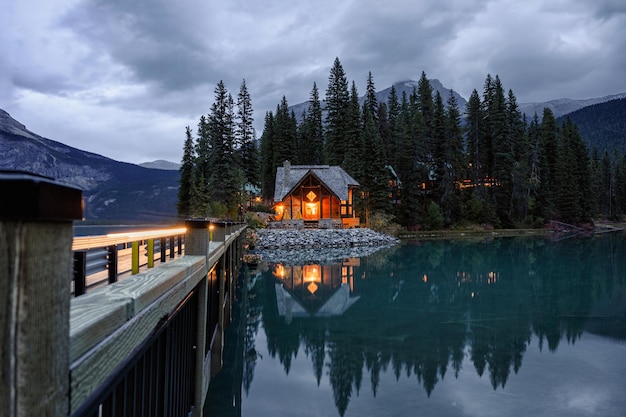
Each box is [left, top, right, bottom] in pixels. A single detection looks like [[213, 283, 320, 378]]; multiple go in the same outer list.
[[303, 265, 321, 283], [106, 227, 187, 239], [305, 202, 318, 215], [273, 264, 287, 279]]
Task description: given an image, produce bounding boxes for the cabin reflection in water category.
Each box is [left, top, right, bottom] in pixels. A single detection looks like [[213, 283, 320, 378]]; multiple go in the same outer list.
[[272, 259, 360, 322]]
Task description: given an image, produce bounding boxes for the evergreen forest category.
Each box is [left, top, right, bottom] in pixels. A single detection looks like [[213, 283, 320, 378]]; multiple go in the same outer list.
[[178, 58, 626, 229]]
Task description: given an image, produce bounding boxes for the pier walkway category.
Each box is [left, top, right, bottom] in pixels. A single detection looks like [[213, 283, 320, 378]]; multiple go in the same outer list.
[[1, 171, 245, 417]]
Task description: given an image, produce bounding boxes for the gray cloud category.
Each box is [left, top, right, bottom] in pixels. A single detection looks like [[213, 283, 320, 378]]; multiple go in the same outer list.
[[2, 0, 626, 164]]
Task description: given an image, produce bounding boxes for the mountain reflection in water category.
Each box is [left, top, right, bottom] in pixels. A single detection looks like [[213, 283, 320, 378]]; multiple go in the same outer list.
[[206, 235, 626, 417]]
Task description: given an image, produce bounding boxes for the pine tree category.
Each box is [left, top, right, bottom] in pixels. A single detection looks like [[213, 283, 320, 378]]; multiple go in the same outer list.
[[554, 121, 581, 223], [195, 115, 211, 192], [396, 90, 421, 227], [442, 91, 466, 224], [236, 79, 254, 148], [365, 71, 378, 123], [235, 80, 260, 186], [361, 106, 389, 214], [489, 77, 513, 225], [207, 81, 241, 217], [306, 83, 324, 165], [236, 79, 259, 187], [382, 84, 401, 168], [260, 111, 276, 200], [524, 114, 543, 223], [538, 108, 559, 219], [177, 126, 196, 218], [416, 72, 434, 166], [431, 91, 447, 203], [272, 96, 297, 169], [324, 57, 350, 165], [567, 119, 593, 223], [342, 81, 362, 179], [465, 89, 485, 188], [614, 150, 626, 220], [506, 90, 530, 223], [599, 150, 613, 219]]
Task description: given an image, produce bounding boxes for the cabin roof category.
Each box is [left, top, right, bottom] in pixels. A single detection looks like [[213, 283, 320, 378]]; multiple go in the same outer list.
[[274, 163, 359, 202]]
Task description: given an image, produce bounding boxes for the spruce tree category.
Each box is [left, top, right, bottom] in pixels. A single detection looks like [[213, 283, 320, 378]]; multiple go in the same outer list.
[[207, 81, 241, 217], [324, 57, 350, 165], [236, 79, 259, 187], [304, 82, 325, 165], [236, 79, 254, 148], [443, 91, 466, 224], [272, 96, 297, 169], [571, 123, 593, 224], [177, 126, 196, 218], [538, 108, 559, 219], [361, 106, 389, 214], [343, 81, 363, 179], [489, 77, 513, 225], [465, 89, 485, 188], [554, 122, 581, 223], [431, 91, 447, 203], [526, 114, 542, 221], [396, 90, 421, 227], [506, 90, 530, 223], [613, 150, 626, 221], [599, 150, 613, 219], [365, 71, 378, 123], [195, 115, 211, 193], [260, 111, 276, 199]]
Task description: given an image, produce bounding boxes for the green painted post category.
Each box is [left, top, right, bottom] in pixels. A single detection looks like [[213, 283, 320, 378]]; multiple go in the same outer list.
[[147, 238, 154, 268], [132, 240, 139, 274]]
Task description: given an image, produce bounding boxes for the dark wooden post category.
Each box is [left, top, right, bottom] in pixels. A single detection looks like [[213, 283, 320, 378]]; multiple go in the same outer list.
[[107, 244, 118, 284], [184, 219, 212, 414], [0, 171, 83, 417]]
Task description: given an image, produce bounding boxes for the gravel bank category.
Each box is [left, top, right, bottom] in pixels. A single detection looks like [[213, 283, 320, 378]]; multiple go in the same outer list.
[[251, 228, 399, 264]]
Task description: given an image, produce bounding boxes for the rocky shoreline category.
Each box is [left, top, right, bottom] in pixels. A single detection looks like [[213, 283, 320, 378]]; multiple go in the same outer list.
[[251, 228, 400, 264]]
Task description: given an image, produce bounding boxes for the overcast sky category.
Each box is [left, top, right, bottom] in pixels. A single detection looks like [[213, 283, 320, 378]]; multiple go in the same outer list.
[[2, 0, 625, 165]]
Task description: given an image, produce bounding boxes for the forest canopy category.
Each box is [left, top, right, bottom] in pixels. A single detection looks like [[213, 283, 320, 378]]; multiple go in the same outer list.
[[178, 59, 626, 228]]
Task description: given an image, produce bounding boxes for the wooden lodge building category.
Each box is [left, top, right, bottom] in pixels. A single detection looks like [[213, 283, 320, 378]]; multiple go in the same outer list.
[[273, 160, 360, 228]]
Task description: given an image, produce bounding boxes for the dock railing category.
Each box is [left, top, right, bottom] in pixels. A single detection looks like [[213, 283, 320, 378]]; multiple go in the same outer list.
[[1, 171, 246, 417], [72, 227, 186, 295]]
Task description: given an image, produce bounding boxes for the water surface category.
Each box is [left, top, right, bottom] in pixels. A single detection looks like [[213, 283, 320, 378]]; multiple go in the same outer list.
[[206, 234, 626, 417]]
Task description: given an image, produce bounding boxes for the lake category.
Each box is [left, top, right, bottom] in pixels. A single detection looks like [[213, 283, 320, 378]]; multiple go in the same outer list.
[[205, 234, 626, 417]]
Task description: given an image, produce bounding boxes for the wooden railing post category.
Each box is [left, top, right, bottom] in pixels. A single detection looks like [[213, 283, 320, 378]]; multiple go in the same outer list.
[[185, 219, 212, 258], [184, 219, 212, 417], [0, 171, 82, 417]]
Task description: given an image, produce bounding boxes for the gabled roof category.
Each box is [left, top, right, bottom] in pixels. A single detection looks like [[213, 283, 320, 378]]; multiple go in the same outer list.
[[274, 163, 359, 202]]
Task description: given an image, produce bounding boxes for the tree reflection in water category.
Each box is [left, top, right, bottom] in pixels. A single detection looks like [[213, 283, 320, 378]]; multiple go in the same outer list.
[[221, 235, 626, 416]]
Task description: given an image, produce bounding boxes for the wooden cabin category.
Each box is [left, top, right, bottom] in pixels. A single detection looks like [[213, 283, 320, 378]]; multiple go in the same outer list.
[[273, 160, 360, 228]]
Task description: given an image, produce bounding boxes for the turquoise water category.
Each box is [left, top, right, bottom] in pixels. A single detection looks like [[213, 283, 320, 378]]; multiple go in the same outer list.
[[206, 234, 626, 417]]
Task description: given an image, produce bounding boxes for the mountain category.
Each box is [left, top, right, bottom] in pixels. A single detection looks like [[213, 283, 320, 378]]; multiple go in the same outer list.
[[519, 93, 626, 121], [289, 78, 467, 122], [374, 79, 467, 110], [139, 160, 180, 170], [0, 109, 180, 222], [557, 98, 626, 155]]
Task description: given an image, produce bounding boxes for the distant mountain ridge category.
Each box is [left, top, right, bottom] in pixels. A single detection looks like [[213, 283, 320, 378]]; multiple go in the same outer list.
[[289, 79, 466, 121], [556, 98, 626, 154], [288, 78, 624, 123], [139, 160, 180, 170], [0, 109, 180, 222], [519, 93, 626, 120]]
